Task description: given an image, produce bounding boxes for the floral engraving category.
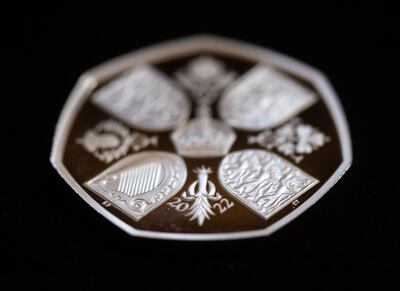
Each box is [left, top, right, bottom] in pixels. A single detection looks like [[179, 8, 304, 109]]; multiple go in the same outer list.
[[248, 118, 329, 163], [77, 120, 158, 163]]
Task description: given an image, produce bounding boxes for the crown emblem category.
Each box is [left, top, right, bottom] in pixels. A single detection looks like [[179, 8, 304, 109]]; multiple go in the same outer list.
[[172, 56, 237, 158], [171, 117, 236, 158]]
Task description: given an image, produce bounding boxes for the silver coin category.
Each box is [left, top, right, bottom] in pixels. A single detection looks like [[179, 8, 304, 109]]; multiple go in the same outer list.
[[51, 35, 352, 240]]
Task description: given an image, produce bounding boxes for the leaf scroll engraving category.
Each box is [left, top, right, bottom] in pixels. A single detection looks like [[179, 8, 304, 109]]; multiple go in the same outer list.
[[168, 166, 234, 226]]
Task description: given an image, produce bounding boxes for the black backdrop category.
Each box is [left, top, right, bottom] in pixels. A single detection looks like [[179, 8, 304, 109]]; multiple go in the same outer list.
[[4, 2, 399, 289]]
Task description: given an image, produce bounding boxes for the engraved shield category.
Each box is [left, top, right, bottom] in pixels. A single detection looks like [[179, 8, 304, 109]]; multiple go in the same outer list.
[[51, 35, 352, 240]]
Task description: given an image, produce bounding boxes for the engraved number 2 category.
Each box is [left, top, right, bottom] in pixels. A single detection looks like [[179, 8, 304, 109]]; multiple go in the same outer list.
[[213, 198, 234, 214], [292, 199, 300, 206], [168, 197, 190, 212]]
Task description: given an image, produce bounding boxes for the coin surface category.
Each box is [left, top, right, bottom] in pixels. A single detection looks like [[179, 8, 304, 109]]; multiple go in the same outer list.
[[50, 35, 352, 240]]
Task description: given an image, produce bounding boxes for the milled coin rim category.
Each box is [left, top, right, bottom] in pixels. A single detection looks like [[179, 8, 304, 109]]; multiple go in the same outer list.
[[50, 34, 352, 240]]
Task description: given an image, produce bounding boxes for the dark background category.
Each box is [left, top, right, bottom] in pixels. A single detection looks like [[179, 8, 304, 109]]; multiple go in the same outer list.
[[4, 2, 399, 289]]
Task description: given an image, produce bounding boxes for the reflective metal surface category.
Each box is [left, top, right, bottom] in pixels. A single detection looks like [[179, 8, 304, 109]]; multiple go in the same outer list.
[[50, 35, 352, 240]]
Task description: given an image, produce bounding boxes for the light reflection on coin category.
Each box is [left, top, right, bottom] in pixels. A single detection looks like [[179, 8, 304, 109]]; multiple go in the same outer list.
[[92, 65, 190, 132], [218, 64, 317, 131], [51, 35, 352, 240], [85, 151, 187, 221]]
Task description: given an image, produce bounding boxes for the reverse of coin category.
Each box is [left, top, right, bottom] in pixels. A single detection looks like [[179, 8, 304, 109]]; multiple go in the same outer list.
[[50, 35, 352, 240]]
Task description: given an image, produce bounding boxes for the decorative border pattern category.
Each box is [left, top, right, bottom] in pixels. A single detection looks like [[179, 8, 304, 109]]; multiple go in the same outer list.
[[50, 35, 352, 240]]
